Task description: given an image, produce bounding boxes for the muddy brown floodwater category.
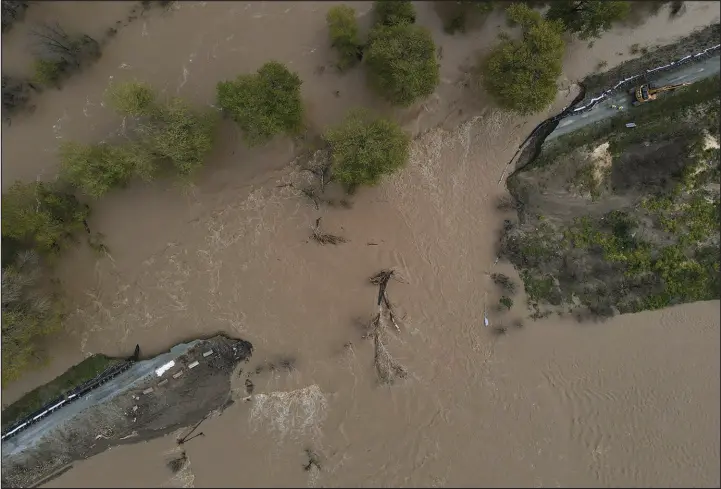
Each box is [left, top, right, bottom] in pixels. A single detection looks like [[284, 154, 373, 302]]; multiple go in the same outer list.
[[1, 1, 719, 487]]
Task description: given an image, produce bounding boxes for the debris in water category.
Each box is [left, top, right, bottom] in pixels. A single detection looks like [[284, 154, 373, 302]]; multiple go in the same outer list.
[[166, 451, 188, 474], [303, 448, 322, 472], [310, 217, 347, 245]]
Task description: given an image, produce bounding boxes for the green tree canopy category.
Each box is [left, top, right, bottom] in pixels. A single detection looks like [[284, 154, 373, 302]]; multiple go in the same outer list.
[[482, 3, 565, 114], [216, 61, 304, 146], [324, 109, 410, 189], [59, 81, 216, 197], [373, 0, 416, 27], [365, 24, 440, 107], [546, 1, 631, 40], [326, 5, 364, 71]]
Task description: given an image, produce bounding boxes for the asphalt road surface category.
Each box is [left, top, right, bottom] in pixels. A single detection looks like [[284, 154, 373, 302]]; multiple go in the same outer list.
[[1, 340, 200, 459], [547, 53, 720, 142]]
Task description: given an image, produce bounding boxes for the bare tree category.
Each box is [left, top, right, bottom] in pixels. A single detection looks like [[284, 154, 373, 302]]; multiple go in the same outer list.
[[2, 75, 35, 120], [31, 22, 100, 79]]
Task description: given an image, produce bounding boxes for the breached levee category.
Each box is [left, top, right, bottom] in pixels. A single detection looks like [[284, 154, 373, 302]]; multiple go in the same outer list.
[[1, 335, 253, 488]]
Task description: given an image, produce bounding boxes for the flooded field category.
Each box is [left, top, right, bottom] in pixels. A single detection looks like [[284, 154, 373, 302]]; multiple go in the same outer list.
[[1, 1, 719, 487]]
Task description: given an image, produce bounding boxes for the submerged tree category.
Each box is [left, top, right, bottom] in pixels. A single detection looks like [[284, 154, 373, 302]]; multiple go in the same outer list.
[[2, 0, 29, 33], [441, 0, 496, 35], [2, 75, 35, 118], [59, 142, 155, 198], [136, 97, 217, 177], [30, 23, 101, 86], [105, 80, 156, 117], [326, 5, 364, 71], [1, 181, 89, 258], [2, 250, 62, 385], [546, 1, 631, 40], [373, 0, 417, 27], [216, 61, 304, 146], [324, 109, 410, 190], [482, 3, 565, 114], [365, 23, 440, 107]]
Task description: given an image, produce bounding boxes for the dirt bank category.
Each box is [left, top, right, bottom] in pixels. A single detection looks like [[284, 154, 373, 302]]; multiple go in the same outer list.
[[1, 335, 252, 488], [502, 69, 720, 318]]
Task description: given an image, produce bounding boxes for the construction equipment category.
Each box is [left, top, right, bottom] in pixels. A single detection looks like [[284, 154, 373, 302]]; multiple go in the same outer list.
[[631, 81, 691, 105]]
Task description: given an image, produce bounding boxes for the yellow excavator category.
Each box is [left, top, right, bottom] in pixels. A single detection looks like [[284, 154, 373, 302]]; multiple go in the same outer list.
[[631, 81, 691, 106]]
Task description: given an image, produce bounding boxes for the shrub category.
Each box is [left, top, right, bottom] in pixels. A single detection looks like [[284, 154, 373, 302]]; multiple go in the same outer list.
[[2, 251, 62, 385], [546, 1, 631, 40], [499, 296, 514, 310], [326, 5, 364, 71], [105, 80, 156, 117], [365, 24, 440, 107], [216, 61, 304, 146], [491, 272, 517, 293], [324, 109, 410, 189], [1, 181, 88, 258], [481, 3, 565, 114], [373, 0, 416, 27]]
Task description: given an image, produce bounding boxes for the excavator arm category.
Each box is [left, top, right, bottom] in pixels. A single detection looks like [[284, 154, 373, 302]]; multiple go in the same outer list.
[[649, 82, 691, 95], [633, 81, 691, 104]]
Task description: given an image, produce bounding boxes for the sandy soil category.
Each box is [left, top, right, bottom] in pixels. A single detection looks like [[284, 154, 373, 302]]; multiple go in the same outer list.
[[1, 1, 719, 487]]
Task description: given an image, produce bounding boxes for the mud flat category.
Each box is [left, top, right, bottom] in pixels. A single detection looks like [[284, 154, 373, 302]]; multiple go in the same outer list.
[[1, 335, 252, 488]]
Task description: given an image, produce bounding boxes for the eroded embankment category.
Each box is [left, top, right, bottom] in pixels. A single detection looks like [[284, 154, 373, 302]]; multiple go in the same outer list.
[[1, 335, 252, 488], [498, 25, 721, 320], [508, 23, 721, 184], [500, 68, 720, 320]]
